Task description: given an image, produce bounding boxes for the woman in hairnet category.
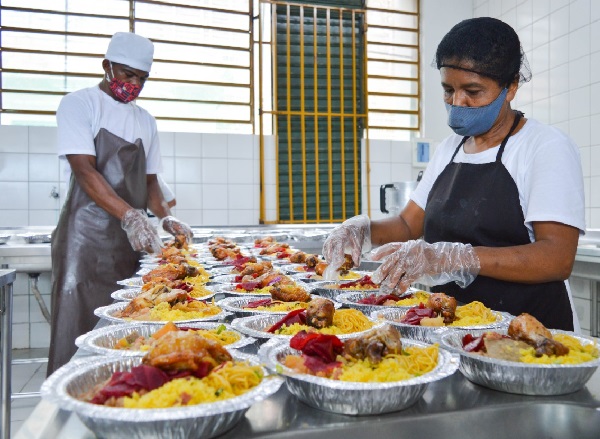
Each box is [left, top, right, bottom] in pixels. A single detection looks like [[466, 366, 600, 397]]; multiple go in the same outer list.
[[48, 32, 193, 374], [323, 17, 585, 332]]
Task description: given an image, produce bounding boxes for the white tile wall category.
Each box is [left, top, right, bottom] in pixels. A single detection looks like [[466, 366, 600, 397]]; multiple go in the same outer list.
[[473, 0, 600, 229]]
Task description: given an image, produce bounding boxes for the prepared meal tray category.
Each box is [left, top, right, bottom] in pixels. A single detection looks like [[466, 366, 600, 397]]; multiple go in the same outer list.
[[95, 300, 230, 324], [440, 320, 600, 395], [217, 295, 341, 318], [335, 288, 430, 314], [41, 352, 283, 439], [258, 331, 459, 415], [371, 305, 511, 344], [231, 308, 383, 341], [75, 321, 255, 357]]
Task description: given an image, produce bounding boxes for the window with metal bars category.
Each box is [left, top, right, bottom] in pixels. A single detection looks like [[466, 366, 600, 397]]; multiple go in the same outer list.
[[0, 0, 253, 133], [259, 0, 419, 223]]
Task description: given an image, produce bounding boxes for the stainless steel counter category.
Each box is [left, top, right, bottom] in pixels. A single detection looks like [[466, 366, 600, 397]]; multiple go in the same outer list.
[[13, 335, 600, 439]]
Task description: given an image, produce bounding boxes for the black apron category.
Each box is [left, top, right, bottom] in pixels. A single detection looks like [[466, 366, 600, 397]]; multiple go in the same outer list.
[[423, 112, 574, 331], [48, 128, 147, 375]]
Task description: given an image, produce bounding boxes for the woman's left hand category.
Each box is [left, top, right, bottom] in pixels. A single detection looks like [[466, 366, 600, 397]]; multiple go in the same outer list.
[[370, 239, 481, 293]]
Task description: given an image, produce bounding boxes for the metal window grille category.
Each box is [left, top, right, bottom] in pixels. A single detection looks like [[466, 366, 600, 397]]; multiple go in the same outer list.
[[0, 0, 253, 133], [257, 0, 419, 223]]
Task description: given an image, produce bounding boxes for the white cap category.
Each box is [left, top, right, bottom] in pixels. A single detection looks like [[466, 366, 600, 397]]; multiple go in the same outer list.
[[105, 32, 154, 73]]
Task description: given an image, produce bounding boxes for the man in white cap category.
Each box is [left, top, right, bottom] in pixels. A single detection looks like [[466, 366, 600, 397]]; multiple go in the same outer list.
[[48, 32, 193, 375]]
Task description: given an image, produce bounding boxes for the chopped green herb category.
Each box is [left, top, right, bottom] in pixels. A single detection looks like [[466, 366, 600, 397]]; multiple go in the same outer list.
[[216, 324, 226, 334], [215, 388, 224, 396]]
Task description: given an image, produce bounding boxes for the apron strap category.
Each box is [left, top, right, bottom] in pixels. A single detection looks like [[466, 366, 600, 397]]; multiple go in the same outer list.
[[496, 111, 523, 162]]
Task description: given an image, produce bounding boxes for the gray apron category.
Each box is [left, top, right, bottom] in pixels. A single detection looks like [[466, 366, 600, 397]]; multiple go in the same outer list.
[[47, 128, 147, 375]]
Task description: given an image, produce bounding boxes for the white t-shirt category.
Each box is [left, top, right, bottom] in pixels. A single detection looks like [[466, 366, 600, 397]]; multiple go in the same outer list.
[[157, 174, 175, 203], [57, 85, 162, 178], [410, 118, 585, 333], [411, 117, 586, 241]]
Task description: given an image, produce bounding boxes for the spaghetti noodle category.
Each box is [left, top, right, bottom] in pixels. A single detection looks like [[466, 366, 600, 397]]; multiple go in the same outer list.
[[123, 361, 263, 408], [274, 309, 373, 335]]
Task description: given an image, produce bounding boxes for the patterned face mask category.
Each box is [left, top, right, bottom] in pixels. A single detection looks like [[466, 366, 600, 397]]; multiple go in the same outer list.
[[106, 62, 142, 103]]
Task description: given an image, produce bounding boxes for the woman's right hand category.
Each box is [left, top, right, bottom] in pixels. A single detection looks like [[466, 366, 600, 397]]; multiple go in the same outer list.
[[322, 214, 371, 279]]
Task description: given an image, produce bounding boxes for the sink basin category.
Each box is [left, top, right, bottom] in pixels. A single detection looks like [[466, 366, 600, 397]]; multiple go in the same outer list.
[[250, 403, 600, 439]]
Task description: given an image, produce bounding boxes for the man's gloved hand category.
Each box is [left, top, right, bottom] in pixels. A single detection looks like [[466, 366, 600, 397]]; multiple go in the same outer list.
[[370, 239, 480, 294], [121, 209, 163, 254], [322, 214, 372, 280], [159, 216, 193, 242]]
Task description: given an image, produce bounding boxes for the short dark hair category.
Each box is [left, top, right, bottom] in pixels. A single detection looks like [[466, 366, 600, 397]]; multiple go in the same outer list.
[[435, 17, 527, 87]]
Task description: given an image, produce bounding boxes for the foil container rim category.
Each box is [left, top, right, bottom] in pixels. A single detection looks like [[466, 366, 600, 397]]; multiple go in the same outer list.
[[110, 288, 217, 303], [230, 313, 386, 340], [440, 328, 600, 369], [336, 289, 425, 308], [94, 302, 231, 324], [41, 353, 284, 421], [370, 307, 511, 331], [75, 322, 256, 356], [216, 295, 342, 316], [258, 338, 460, 390]]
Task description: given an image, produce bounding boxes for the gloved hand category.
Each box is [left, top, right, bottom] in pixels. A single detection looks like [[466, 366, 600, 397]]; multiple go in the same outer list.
[[322, 214, 372, 280], [159, 215, 193, 242], [121, 209, 163, 254], [370, 239, 480, 294]]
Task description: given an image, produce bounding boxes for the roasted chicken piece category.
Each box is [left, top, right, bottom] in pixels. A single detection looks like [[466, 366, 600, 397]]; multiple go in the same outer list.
[[211, 246, 240, 260], [426, 293, 457, 324], [508, 313, 569, 357], [239, 261, 273, 277], [260, 242, 290, 255], [271, 284, 311, 303], [306, 298, 335, 329], [142, 263, 198, 283], [314, 254, 354, 276], [343, 325, 402, 364], [304, 254, 320, 268], [289, 252, 307, 264], [117, 285, 189, 318], [314, 262, 328, 277], [143, 331, 232, 373]]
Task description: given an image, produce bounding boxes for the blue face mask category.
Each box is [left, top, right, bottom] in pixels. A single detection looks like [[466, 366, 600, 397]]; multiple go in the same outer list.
[[445, 88, 508, 136]]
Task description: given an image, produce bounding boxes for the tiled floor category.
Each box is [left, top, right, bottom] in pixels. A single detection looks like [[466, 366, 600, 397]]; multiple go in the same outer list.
[[9, 348, 48, 438]]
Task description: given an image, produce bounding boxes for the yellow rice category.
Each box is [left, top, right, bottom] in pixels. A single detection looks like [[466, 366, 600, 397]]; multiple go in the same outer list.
[[519, 334, 599, 365], [250, 302, 310, 312], [274, 309, 373, 335], [147, 301, 221, 321], [338, 344, 439, 382], [123, 361, 263, 408]]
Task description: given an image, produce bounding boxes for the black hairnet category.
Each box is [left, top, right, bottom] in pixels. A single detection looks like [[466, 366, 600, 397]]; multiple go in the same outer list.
[[433, 17, 532, 87]]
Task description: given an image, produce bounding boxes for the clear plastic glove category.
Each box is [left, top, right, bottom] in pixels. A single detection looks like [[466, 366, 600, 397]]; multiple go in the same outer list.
[[121, 209, 163, 254], [322, 214, 372, 280], [159, 215, 193, 242], [370, 239, 480, 294]]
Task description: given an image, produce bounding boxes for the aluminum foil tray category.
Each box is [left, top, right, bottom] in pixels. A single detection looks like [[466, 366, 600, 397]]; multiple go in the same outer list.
[[308, 280, 381, 300], [75, 322, 255, 356], [94, 302, 230, 324], [335, 288, 426, 315], [230, 313, 384, 341], [440, 329, 600, 395], [371, 308, 511, 344], [217, 295, 341, 319], [19, 233, 52, 244], [0, 234, 11, 245], [258, 337, 459, 415], [41, 353, 283, 439], [116, 277, 143, 288], [218, 284, 274, 297], [210, 274, 240, 284], [111, 286, 217, 302]]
